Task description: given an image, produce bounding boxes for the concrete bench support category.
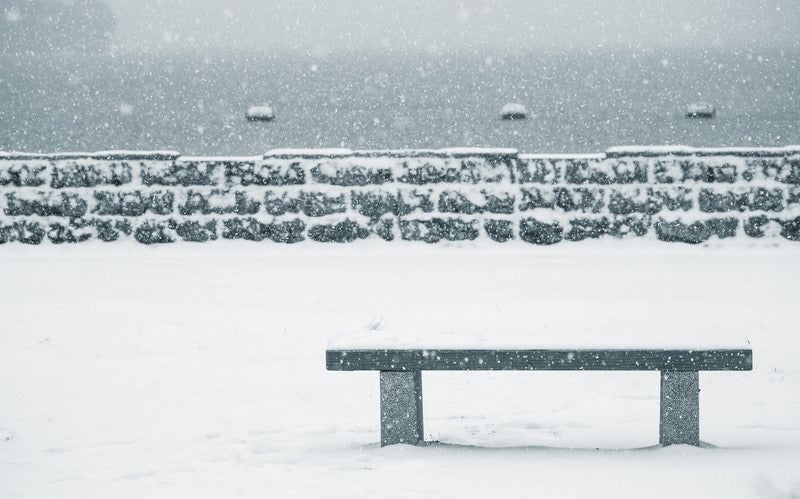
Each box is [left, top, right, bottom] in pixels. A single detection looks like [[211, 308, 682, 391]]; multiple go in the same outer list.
[[659, 370, 700, 446], [380, 370, 424, 446]]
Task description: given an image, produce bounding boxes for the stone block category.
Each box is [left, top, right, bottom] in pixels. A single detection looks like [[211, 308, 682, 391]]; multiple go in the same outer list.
[[652, 160, 683, 184], [438, 190, 515, 215], [518, 187, 555, 210], [741, 158, 778, 182], [0, 221, 47, 244], [50, 160, 133, 188], [778, 216, 800, 241], [519, 218, 563, 245], [264, 191, 346, 217], [93, 219, 133, 242], [611, 159, 650, 183], [142, 161, 218, 186], [607, 215, 651, 237], [698, 189, 746, 212], [0, 162, 48, 187], [94, 190, 175, 216], [134, 221, 175, 244], [370, 218, 395, 241], [399, 217, 479, 243], [699, 188, 784, 213], [608, 189, 662, 215], [779, 158, 800, 184], [169, 220, 218, 242], [310, 160, 393, 186], [744, 215, 769, 238], [563, 159, 647, 185], [653, 187, 693, 211], [680, 161, 737, 183], [745, 157, 800, 184], [655, 219, 710, 243], [749, 188, 784, 211], [308, 219, 370, 243], [787, 187, 800, 207], [655, 218, 738, 244], [515, 158, 560, 184], [707, 218, 739, 239], [47, 222, 92, 244], [484, 219, 514, 242], [225, 160, 305, 186], [484, 191, 516, 214], [221, 217, 306, 243], [351, 189, 434, 221], [350, 190, 396, 220], [437, 191, 481, 215], [565, 217, 610, 241], [4, 192, 88, 218], [554, 188, 605, 213], [397, 156, 510, 184], [178, 190, 260, 216], [519, 188, 604, 213]]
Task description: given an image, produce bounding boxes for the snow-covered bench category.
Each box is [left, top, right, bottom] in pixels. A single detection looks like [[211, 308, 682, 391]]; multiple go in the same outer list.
[[326, 348, 753, 447]]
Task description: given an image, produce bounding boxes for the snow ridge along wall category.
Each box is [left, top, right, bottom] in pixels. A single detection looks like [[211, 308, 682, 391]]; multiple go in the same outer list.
[[1, 146, 799, 245]]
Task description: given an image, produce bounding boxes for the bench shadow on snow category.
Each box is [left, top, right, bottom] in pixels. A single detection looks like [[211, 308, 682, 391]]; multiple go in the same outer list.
[[410, 440, 720, 452]]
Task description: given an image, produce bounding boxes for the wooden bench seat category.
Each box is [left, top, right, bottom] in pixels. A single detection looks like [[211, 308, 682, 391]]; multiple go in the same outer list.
[[326, 348, 753, 447]]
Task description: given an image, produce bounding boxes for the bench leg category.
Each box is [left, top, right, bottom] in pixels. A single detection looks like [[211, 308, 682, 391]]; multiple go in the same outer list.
[[659, 371, 700, 446], [380, 370, 424, 446]]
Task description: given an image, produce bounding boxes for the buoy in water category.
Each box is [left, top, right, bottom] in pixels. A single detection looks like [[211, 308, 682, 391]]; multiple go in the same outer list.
[[500, 102, 527, 120], [246, 105, 275, 121], [685, 102, 716, 118]]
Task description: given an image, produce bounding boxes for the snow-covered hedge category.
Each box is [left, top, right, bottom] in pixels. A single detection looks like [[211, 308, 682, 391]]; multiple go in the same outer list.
[[1, 147, 799, 245]]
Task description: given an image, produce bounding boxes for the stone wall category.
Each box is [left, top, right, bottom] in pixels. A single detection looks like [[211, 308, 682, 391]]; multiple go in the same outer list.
[[1, 146, 799, 245]]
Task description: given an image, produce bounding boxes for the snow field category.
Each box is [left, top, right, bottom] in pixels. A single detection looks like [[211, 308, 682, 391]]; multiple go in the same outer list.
[[1, 242, 799, 498]]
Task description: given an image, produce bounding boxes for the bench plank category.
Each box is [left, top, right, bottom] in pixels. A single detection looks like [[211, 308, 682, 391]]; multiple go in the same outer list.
[[327, 349, 753, 372]]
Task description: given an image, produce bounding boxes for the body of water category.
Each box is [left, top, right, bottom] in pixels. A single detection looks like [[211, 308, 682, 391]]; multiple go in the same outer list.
[[1, 49, 798, 155]]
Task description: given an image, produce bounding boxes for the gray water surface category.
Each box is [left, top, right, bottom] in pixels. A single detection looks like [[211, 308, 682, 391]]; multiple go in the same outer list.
[[1, 49, 797, 155]]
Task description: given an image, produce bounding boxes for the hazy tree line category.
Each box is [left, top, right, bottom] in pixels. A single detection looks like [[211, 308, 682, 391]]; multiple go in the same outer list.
[[1, 0, 115, 55]]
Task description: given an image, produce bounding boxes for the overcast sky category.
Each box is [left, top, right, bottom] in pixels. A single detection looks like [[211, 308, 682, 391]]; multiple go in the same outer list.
[[105, 0, 800, 53]]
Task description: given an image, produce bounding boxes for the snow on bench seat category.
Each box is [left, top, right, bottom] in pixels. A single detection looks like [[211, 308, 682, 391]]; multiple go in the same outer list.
[[326, 348, 753, 371]]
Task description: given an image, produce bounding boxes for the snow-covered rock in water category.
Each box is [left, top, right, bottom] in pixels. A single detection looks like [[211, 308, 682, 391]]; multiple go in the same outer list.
[[245, 105, 275, 121], [500, 103, 527, 120], [686, 102, 716, 118]]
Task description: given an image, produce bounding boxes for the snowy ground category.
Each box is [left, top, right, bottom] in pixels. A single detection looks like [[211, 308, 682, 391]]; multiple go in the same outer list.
[[1, 241, 799, 498]]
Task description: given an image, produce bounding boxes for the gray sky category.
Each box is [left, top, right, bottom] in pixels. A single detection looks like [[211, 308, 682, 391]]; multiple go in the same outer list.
[[105, 0, 800, 53]]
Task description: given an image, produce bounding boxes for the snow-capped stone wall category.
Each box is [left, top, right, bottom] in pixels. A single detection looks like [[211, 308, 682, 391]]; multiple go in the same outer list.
[[1, 146, 799, 245]]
